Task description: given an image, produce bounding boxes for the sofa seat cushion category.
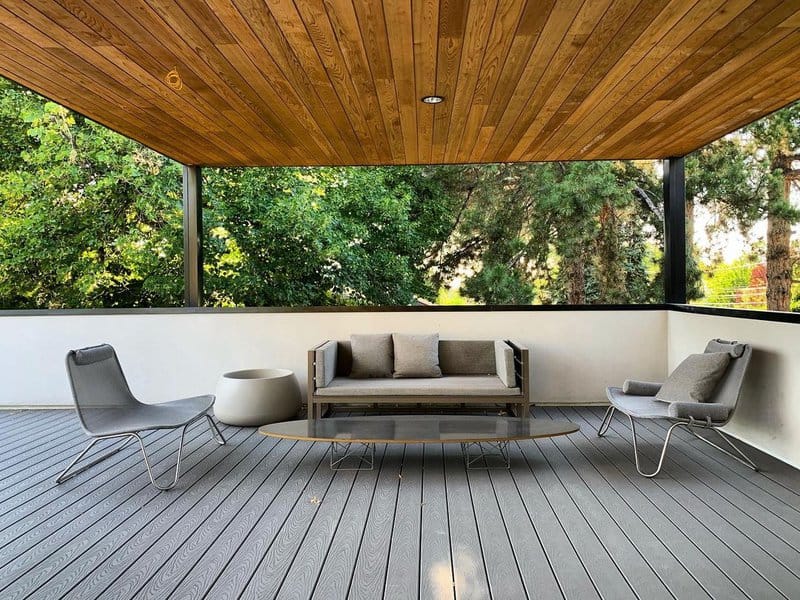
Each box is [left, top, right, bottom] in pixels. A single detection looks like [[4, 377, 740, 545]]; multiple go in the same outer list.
[[316, 376, 521, 397], [607, 387, 671, 419]]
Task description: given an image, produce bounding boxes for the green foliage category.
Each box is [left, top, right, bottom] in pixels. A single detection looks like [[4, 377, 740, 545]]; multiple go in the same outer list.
[[0, 80, 183, 308], [202, 165, 462, 306], [687, 102, 800, 311], [701, 258, 767, 310], [441, 161, 663, 305]]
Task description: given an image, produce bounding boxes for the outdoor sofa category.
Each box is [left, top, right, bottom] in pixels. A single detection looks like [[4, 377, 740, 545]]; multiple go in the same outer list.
[[308, 335, 530, 420]]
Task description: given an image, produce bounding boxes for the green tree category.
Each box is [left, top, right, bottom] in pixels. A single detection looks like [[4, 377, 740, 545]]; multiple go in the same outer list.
[[438, 161, 663, 305], [686, 102, 800, 311], [202, 165, 462, 306]]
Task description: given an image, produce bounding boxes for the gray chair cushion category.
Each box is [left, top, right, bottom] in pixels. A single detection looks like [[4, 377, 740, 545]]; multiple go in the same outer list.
[[607, 387, 671, 418], [80, 395, 215, 436], [622, 379, 662, 396], [73, 344, 115, 365], [349, 334, 393, 378], [317, 376, 519, 397], [392, 333, 442, 378], [666, 401, 731, 422], [705, 338, 745, 358], [655, 352, 731, 404]]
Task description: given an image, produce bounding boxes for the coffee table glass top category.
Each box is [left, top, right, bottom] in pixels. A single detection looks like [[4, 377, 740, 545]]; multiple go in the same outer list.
[[259, 415, 579, 444]]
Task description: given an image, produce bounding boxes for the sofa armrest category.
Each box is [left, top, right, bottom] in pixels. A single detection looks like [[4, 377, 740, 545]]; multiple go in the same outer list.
[[622, 379, 662, 396], [311, 340, 337, 390], [494, 340, 516, 388], [667, 401, 731, 423]]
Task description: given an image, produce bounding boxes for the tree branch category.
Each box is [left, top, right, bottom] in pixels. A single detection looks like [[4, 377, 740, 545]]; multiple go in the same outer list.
[[632, 185, 663, 220]]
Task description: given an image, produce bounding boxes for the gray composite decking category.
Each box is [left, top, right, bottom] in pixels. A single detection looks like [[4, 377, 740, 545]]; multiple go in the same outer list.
[[1, 407, 799, 600]]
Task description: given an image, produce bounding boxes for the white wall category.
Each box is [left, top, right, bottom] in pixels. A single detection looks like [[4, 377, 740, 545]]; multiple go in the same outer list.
[[0, 310, 666, 408], [668, 311, 800, 470]]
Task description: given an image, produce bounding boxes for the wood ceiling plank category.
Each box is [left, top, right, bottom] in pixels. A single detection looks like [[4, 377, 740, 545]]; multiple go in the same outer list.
[[110, 0, 292, 163], [1, 0, 799, 165], [456, 0, 537, 162], [564, 0, 755, 158], [287, 0, 383, 162], [478, 0, 589, 162], [0, 48, 200, 164], [618, 32, 799, 156], [615, 33, 800, 157], [324, 0, 397, 163], [51, 0, 258, 163], [0, 5, 241, 164], [413, 0, 441, 164], [541, 0, 707, 160], [204, 0, 346, 164], [508, 0, 654, 161], [245, 0, 364, 164], [383, 0, 418, 162], [145, 1, 309, 164], [442, 0, 497, 162], [454, 0, 528, 162], [350, 0, 406, 163], [430, 0, 469, 164]]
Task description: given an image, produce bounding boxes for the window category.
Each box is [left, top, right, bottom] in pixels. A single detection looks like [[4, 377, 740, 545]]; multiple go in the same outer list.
[[201, 161, 663, 307], [686, 102, 800, 312]]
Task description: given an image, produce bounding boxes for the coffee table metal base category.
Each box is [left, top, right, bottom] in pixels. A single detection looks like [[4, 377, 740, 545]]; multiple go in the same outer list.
[[461, 441, 510, 469], [330, 442, 375, 471]]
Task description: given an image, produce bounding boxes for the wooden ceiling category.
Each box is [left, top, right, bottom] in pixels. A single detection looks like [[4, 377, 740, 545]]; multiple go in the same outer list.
[[1, 1, 800, 166]]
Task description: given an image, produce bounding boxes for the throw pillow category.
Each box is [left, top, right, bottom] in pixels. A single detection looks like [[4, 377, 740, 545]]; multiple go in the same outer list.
[[392, 333, 442, 378], [656, 352, 731, 404], [349, 334, 393, 378]]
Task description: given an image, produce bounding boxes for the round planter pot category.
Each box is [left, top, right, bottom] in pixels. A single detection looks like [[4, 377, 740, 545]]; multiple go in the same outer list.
[[214, 368, 301, 426]]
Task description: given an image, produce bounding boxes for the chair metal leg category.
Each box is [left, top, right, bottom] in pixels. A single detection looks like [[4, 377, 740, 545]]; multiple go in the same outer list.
[[628, 415, 683, 478], [597, 406, 616, 437], [133, 422, 192, 491], [55, 435, 134, 484], [686, 425, 759, 472], [206, 414, 226, 445]]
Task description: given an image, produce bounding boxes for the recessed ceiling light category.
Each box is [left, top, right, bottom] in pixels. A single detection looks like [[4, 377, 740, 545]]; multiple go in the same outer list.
[[421, 95, 444, 104]]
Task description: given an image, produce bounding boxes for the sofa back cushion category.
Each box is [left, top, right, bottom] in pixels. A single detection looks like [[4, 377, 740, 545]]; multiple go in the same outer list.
[[349, 334, 393, 378], [335, 339, 498, 377], [392, 333, 442, 378], [439, 340, 497, 375]]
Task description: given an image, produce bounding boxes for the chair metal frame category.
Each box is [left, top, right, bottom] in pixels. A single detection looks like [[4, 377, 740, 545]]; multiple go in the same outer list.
[[597, 405, 758, 478], [56, 413, 225, 490]]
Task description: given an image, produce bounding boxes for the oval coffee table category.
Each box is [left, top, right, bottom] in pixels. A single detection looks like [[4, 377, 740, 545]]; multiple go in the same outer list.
[[260, 415, 579, 470]]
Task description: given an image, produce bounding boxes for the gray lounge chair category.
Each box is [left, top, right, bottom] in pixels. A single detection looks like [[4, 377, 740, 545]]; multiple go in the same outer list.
[[58, 344, 226, 490], [598, 339, 757, 477]]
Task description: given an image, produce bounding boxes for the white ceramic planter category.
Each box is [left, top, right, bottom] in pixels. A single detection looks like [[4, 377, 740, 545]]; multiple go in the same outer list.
[[214, 368, 301, 426]]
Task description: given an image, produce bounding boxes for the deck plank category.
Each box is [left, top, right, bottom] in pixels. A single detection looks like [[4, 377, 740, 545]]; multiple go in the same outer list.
[[311, 445, 387, 600], [384, 443, 423, 599], [419, 443, 455, 600], [347, 445, 403, 600], [443, 444, 492, 600], [0, 409, 798, 600]]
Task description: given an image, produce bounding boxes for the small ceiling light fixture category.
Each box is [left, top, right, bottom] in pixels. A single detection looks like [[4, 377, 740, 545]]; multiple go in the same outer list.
[[421, 95, 444, 104], [164, 67, 184, 91]]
